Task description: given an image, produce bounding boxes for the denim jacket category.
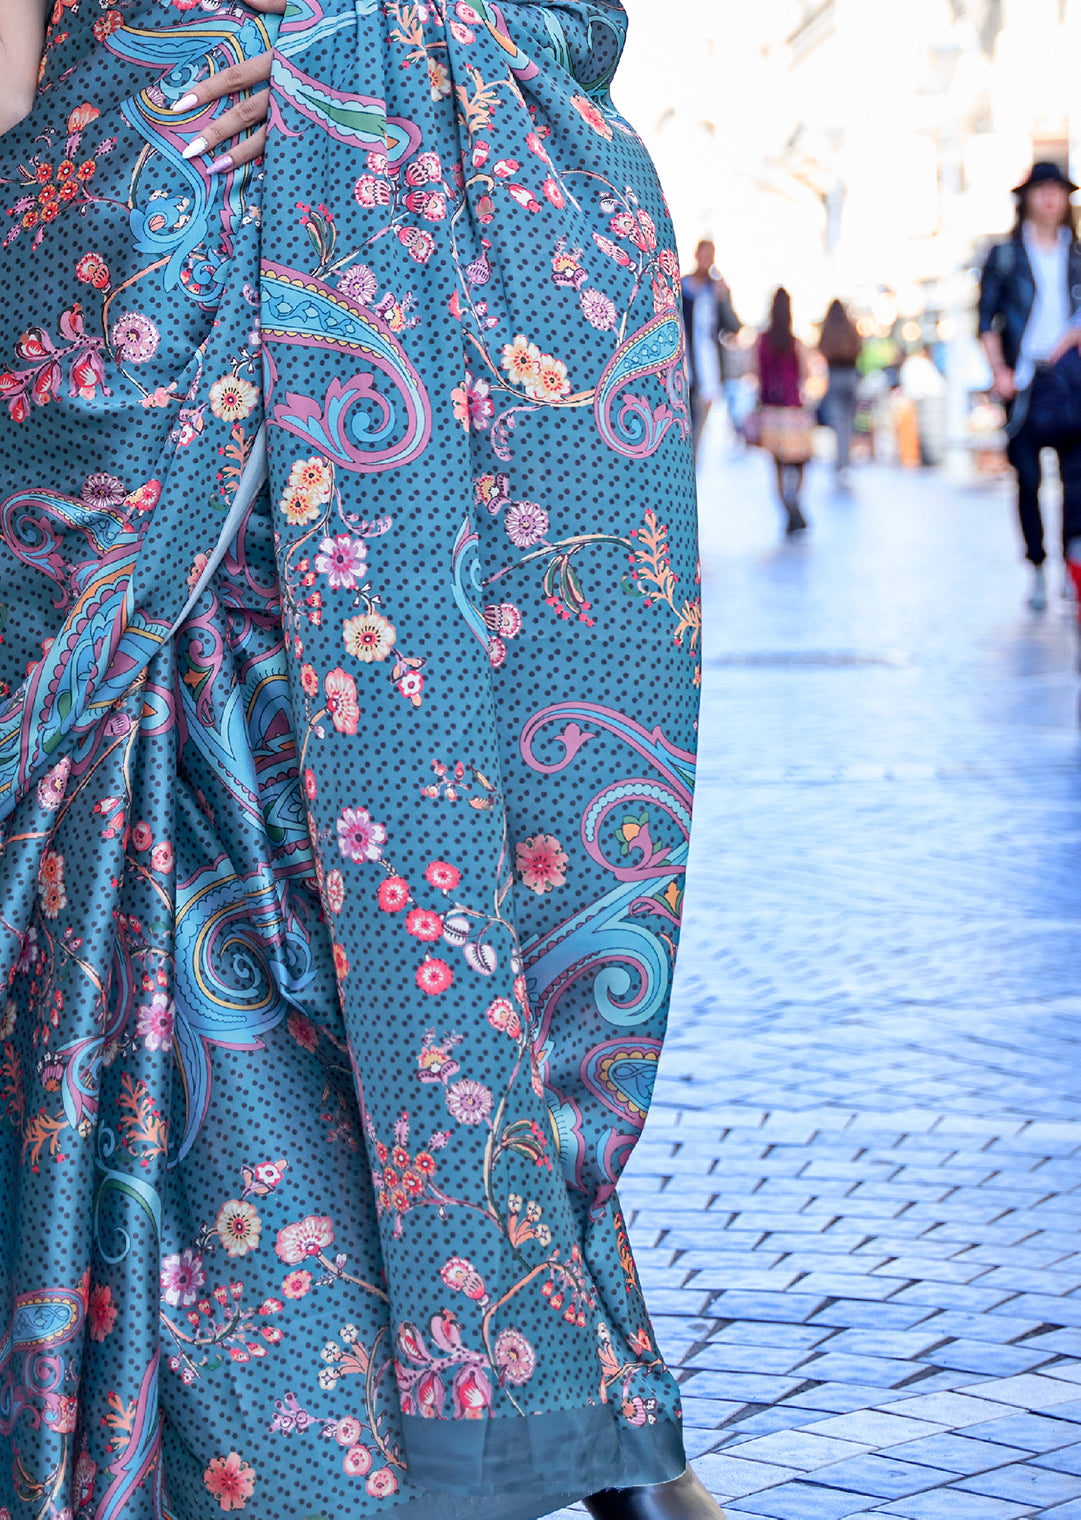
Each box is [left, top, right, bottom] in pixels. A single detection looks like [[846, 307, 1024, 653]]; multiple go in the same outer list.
[[978, 233, 1081, 372]]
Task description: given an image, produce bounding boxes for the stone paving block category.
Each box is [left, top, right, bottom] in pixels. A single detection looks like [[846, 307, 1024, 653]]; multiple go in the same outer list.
[[726, 1407, 839, 1439], [723, 1429, 870, 1469], [906, 1307, 1046, 1343], [684, 1344, 812, 1376], [681, 1372, 810, 1404], [994, 1294, 1081, 1327], [790, 1274, 903, 1302], [796, 1353, 923, 1389], [885, 1282, 1014, 1311], [626, 1286, 713, 1317], [1032, 1331, 1081, 1357], [879, 1390, 1018, 1426], [977, 1266, 1081, 1295], [808, 1302, 938, 1331], [684, 1452, 800, 1498], [872, 1258, 991, 1285], [800, 1411, 946, 1446], [920, 1339, 1054, 1377], [824, 1331, 948, 1360], [730, 1483, 885, 1518], [713, 1322, 834, 1350], [1034, 1443, 1081, 1475], [875, 1492, 1034, 1519], [809, 1453, 942, 1498], [1040, 1503, 1081, 1519], [803, 1196, 911, 1219], [782, 1385, 892, 1414], [879, 1431, 1030, 1473], [962, 1373, 1081, 1409], [961, 1411, 1081, 1451], [708, 1291, 827, 1323], [682, 1396, 747, 1427], [954, 1461, 1081, 1504]]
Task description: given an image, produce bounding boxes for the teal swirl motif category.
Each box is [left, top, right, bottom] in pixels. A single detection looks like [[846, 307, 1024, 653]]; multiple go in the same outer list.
[[594, 310, 690, 458], [261, 263, 433, 473]]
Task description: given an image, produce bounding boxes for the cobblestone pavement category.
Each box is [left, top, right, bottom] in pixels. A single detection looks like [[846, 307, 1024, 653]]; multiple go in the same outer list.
[[547, 442, 1081, 1519]]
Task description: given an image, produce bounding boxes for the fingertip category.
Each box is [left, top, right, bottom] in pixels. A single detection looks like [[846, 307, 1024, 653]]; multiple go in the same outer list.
[[167, 92, 200, 114]]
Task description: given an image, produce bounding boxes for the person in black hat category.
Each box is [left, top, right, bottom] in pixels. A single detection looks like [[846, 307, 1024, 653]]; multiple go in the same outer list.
[[979, 162, 1081, 609]]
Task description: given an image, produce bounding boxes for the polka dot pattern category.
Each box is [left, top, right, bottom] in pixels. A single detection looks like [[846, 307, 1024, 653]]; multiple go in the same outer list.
[[0, 2, 698, 1514]]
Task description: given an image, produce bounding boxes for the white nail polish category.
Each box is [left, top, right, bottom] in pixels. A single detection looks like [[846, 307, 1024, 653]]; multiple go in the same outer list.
[[168, 92, 199, 113], [181, 136, 208, 161]]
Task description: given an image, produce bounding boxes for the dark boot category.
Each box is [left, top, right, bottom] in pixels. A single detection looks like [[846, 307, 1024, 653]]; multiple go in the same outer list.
[[584, 1466, 726, 1519]]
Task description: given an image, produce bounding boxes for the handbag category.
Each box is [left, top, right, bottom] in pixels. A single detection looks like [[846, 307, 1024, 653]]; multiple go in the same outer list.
[[759, 405, 815, 464], [1025, 347, 1081, 448]]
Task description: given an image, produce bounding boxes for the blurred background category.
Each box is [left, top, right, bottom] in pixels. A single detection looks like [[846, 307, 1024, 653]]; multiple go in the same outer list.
[[567, 10, 1081, 1513], [616, 0, 1080, 476]]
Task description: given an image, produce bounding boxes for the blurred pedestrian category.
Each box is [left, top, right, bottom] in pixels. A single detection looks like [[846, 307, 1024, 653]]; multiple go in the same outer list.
[[682, 239, 741, 454], [754, 287, 813, 534], [979, 161, 1081, 610], [818, 299, 863, 486]]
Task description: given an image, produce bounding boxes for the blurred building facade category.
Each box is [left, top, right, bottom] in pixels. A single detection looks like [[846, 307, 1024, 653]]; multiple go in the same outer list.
[[618, 0, 1081, 334]]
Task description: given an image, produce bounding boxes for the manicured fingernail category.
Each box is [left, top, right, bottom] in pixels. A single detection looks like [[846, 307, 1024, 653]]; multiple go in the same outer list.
[[208, 154, 234, 175], [181, 136, 208, 160], [168, 92, 199, 113]]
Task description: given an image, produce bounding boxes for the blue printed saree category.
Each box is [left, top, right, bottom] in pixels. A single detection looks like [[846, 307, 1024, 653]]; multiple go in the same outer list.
[[0, 2, 699, 1515]]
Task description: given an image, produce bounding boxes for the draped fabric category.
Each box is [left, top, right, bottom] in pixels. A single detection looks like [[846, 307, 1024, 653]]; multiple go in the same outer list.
[[0, 2, 699, 1514]]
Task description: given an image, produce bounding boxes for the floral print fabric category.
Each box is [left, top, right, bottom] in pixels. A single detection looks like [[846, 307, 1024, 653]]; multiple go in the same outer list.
[[0, 1, 699, 1515]]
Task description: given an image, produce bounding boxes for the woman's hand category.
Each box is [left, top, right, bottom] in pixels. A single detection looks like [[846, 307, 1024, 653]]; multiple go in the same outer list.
[[169, 0, 286, 174], [0, 0, 48, 135], [1048, 328, 1081, 366]]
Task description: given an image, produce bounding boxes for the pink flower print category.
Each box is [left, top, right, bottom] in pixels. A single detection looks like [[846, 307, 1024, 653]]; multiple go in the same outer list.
[[440, 1256, 488, 1301], [325, 868, 345, 914], [136, 991, 173, 1051], [111, 312, 159, 362], [343, 1445, 373, 1476], [88, 1283, 117, 1341], [405, 908, 443, 943], [74, 1448, 97, 1508], [445, 1079, 493, 1125], [160, 1247, 205, 1307], [335, 1416, 363, 1448], [314, 533, 367, 590], [274, 1214, 334, 1265], [398, 226, 435, 263], [494, 1328, 536, 1386], [378, 876, 410, 912], [131, 821, 152, 851], [81, 472, 125, 510], [580, 287, 617, 330], [406, 150, 443, 185], [353, 175, 392, 208], [203, 1453, 256, 1512], [516, 833, 569, 894], [543, 177, 566, 209], [337, 806, 387, 864], [216, 1199, 261, 1257], [504, 500, 549, 548], [150, 840, 174, 873], [486, 997, 519, 1038], [36, 756, 69, 811], [324, 668, 360, 735], [452, 1366, 492, 1421], [288, 1011, 319, 1052], [424, 861, 460, 892], [570, 94, 613, 139], [338, 264, 378, 304], [45, 1394, 78, 1433], [281, 1270, 312, 1299], [366, 1468, 398, 1497], [415, 958, 453, 996]]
